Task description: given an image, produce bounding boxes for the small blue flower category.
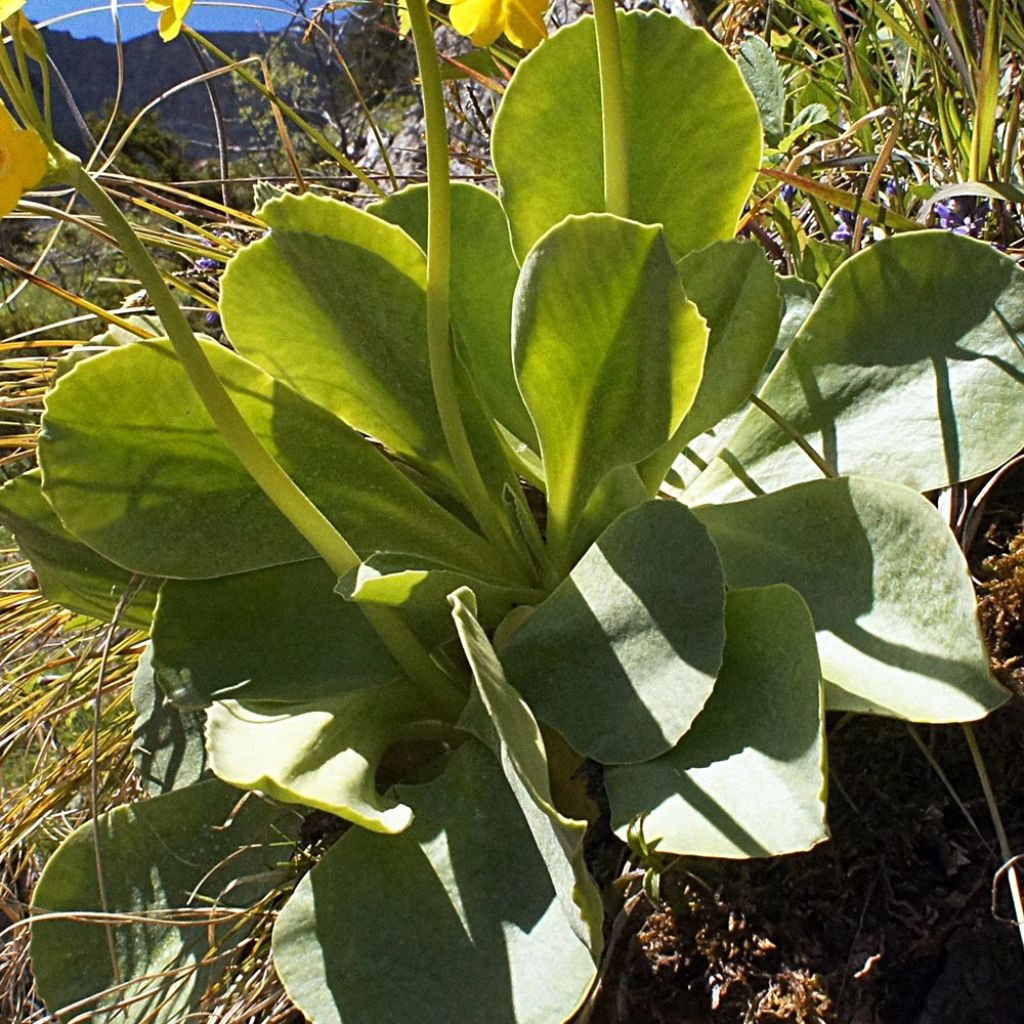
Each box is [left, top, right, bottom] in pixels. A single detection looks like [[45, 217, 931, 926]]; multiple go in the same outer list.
[[195, 256, 219, 273], [831, 209, 855, 243], [781, 184, 798, 205], [204, 311, 221, 328], [934, 196, 990, 237]]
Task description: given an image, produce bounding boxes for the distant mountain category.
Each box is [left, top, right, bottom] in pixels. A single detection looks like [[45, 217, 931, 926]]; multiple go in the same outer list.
[[39, 27, 328, 158]]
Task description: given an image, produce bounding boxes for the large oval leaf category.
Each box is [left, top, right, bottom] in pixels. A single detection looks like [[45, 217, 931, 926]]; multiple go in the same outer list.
[[687, 231, 1024, 504], [0, 470, 156, 627], [513, 214, 707, 566], [694, 476, 1007, 720], [492, 10, 762, 261], [221, 193, 458, 486], [31, 780, 293, 1024], [38, 340, 503, 579], [606, 585, 828, 858], [501, 500, 726, 764], [151, 560, 398, 706], [273, 740, 596, 1024], [370, 183, 536, 447]]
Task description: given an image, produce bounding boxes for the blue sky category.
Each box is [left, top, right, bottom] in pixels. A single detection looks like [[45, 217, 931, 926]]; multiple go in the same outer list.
[[25, 0, 298, 40]]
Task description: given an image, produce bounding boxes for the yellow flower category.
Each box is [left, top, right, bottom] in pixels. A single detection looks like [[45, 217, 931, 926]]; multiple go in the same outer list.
[[0, 101, 48, 219], [437, 0, 548, 49], [0, 0, 26, 22], [144, 0, 193, 42]]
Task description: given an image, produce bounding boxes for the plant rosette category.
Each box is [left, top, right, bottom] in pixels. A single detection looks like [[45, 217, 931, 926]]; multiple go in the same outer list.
[[4, 10, 1020, 1024]]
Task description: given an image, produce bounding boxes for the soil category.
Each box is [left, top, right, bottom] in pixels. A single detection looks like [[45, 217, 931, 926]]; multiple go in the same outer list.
[[576, 467, 1024, 1024]]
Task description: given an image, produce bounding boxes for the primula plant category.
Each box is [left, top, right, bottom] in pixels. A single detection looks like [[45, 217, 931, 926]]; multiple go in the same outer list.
[[2, 0, 1023, 1020]]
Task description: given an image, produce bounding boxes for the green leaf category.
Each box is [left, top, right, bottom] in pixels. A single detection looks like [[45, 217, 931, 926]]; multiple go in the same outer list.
[[149, 560, 426, 830], [0, 471, 156, 627], [206, 678, 432, 832], [738, 36, 786, 145], [694, 476, 1007, 720], [640, 239, 781, 488], [371, 183, 537, 447], [273, 740, 597, 1024], [666, 272, 814, 494], [31, 780, 292, 1023], [338, 553, 544, 639], [687, 232, 1024, 505], [131, 644, 208, 795], [501, 501, 726, 764], [450, 587, 603, 953], [513, 214, 707, 564], [776, 102, 829, 151], [151, 560, 397, 706], [38, 340, 503, 579], [492, 10, 762, 261], [221, 193, 456, 485], [606, 585, 828, 858]]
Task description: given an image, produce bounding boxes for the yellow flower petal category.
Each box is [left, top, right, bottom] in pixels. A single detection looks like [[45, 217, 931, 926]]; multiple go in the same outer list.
[[146, 0, 193, 41], [0, 103, 48, 219], [440, 0, 548, 49], [0, 0, 26, 23]]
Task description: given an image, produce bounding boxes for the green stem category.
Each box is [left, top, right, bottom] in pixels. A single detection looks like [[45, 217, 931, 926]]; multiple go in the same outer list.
[[405, 0, 525, 574], [593, 0, 630, 216], [66, 154, 464, 718]]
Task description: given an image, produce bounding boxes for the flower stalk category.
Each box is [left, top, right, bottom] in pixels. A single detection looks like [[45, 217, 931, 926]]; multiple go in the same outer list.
[[65, 155, 464, 718], [405, 0, 528, 578], [592, 0, 629, 216]]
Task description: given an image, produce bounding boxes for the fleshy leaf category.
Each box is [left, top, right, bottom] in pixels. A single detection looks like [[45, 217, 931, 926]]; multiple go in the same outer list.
[[640, 239, 781, 488], [206, 678, 431, 832], [221, 193, 459, 486], [338, 553, 544, 639], [450, 587, 603, 953], [370, 182, 536, 446], [501, 501, 726, 764], [151, 560, 397, 706], [38, 339, 503, 579], [0, 470, 156, 627], [31, 780, 293, 1024], [131, 644, 208, 795], [273, 740, 597, 1024], [606, 585, 828, 858], [687, 231, 1024, 504], [513, 214, 707, 565], [493, 11, 762, 261], [694, 476, 1008, 720]]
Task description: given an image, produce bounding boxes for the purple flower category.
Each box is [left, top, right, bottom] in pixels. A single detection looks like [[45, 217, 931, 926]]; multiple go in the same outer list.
[[195, 256, 219, 273], [781, 184, 798, 205], [934, 196, 990, 237], [831, 209, 855, 243]]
